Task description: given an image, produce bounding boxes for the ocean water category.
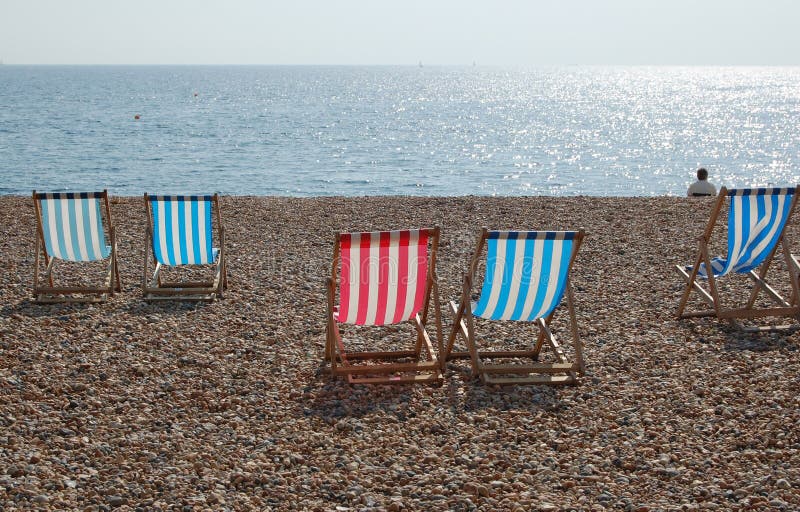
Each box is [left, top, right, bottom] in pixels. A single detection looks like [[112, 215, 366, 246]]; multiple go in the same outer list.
[[0, 65, 798, 197]]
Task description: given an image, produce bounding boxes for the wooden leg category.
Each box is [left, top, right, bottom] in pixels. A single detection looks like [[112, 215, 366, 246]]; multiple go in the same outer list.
[[446, 299, 468, 359], [215, 258, 224, 299], [33, 238, 42, 297], [142, 230, 151, 297], [113, 251, 121, 292], [566, 282, 585, 375], [677, 245, 705, 318], [464, 303, 481, 380], [432, 278, 444, 363]]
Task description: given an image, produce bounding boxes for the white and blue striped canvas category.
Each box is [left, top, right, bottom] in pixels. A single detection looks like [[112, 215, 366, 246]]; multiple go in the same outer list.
[[148, 195, 216, 266], [695, 188, 795, 278], [472, 231, 577, 322], [37, 192, 111, 262]]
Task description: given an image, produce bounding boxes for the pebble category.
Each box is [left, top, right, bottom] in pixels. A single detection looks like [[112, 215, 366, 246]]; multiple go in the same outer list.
[[106, 496, 127, 507]]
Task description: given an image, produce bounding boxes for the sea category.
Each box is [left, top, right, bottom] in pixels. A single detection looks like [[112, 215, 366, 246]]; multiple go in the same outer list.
[[1, 65, 798, 197]]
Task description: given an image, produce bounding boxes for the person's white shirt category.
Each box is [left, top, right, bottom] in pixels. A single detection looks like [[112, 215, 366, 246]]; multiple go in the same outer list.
[[687, 179, 716, 197]]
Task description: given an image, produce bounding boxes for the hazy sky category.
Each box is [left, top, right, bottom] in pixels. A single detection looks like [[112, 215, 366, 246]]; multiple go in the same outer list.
[[1, 0, 798, 65]]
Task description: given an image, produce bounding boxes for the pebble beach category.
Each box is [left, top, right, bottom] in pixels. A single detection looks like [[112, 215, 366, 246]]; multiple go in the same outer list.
[[1, 195, 799, 511]]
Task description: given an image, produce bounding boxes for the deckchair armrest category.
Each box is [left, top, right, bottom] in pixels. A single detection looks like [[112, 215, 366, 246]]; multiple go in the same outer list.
[[144, 225, 153, 252], [458, 273, 473, 311], [463, 272, 475, 295], [325, 277, 335, 310]]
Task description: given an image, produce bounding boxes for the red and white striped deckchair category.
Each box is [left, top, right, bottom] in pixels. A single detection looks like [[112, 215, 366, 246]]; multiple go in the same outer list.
[[325, 228, 443, 385]]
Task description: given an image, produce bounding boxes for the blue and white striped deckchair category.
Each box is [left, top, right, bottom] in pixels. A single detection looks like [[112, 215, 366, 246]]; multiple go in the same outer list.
[[445, 229, 586, 385], [677, 186, 800, 328], [143, 194, 227, 300], [32, 190, 121, 303]]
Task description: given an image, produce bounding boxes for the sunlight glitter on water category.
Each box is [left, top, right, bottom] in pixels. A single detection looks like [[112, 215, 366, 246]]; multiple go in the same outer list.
[[0, 65, 798, 196]]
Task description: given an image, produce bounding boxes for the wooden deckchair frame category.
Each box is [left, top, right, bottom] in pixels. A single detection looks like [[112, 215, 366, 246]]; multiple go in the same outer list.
[[32, 190, 121, 304], [443, 228, 586, 386], [143, 193, 228, 301], [676, 186, 800, 331], [325, 227, 444, 385]]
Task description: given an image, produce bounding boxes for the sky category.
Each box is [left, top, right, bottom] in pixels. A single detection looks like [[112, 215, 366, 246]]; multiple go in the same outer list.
[[1, 0, 799, 66]]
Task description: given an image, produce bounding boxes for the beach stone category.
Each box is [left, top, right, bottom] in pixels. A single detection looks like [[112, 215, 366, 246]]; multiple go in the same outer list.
[[106, 495, 127, 507], [8, 464, 26, 477]]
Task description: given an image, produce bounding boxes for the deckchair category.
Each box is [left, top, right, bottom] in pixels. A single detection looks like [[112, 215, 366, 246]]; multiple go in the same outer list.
[[444, 229, 586, 385], [143, 194, 227, 301], [32, 190, 121, 303], [325, 228, 443, 385], [676, 186, 800, 329]]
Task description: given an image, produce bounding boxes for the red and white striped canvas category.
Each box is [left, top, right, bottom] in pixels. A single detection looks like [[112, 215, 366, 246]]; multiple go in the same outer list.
[[337, 229, 430, 325]]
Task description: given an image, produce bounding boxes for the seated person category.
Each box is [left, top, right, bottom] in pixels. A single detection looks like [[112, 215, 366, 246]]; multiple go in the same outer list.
[[687, 168, 716, 197]]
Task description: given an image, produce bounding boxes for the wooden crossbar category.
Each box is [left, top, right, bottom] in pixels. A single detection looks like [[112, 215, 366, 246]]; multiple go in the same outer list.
[[717, 306, 800, 320], [741, 324, 800, 333], [145, 286, 218, 295], [145, 293, 218, 301], [446, 349, 539, 359], [332, 360, 440, 376], [33, 295, 109, 304], [348, 373, 441, 385], [484, 374, 576, 386], [34, 285, 114, 294], [157, 281, 217, 288], [480, 363, 577, 374]]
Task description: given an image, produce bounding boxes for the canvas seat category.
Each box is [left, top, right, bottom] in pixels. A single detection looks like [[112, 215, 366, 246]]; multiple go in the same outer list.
[[676, 186, 800, 330], [32, 190, 121, 303], [325, 228, 443, 385], [444, 228, 586, 385], [143, 194, 227, 301]]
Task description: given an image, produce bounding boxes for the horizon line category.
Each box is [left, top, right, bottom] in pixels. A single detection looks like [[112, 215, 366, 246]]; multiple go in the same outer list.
[[3, 62, 800, 67]]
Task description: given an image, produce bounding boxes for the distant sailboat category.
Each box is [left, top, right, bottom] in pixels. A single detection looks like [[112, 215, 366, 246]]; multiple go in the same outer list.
[[418, 61, 423, 68]]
